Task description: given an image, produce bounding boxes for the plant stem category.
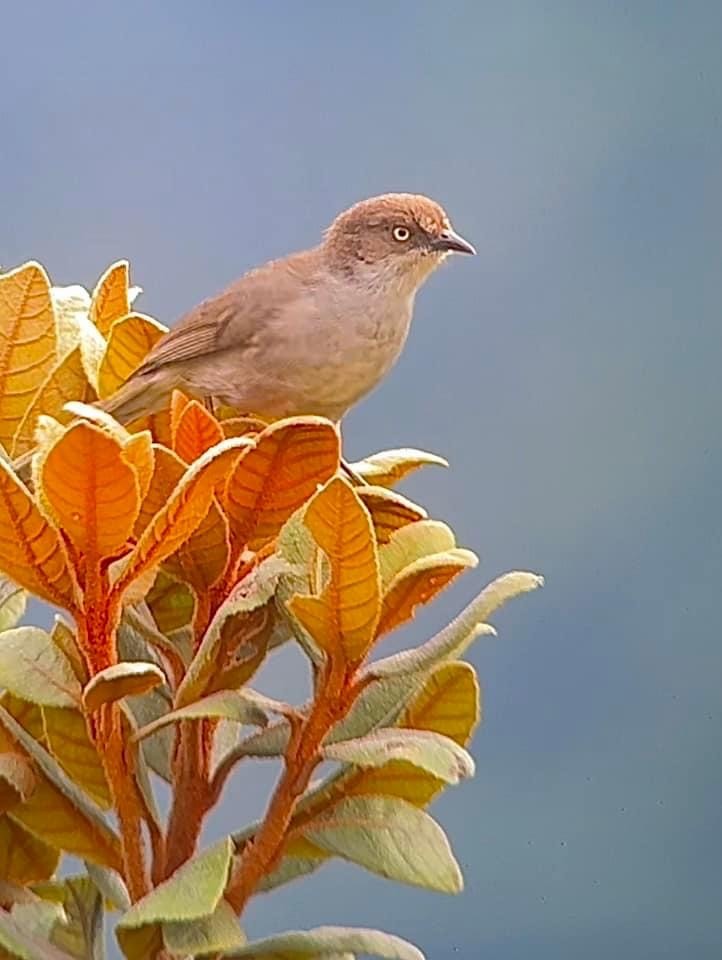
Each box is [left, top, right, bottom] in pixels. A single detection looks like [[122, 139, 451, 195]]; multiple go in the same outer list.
[[225, 659, 360, 914]]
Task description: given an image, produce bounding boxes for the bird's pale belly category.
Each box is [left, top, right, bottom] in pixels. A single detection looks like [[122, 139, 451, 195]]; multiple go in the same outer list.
[[206, 312, 411, 421]]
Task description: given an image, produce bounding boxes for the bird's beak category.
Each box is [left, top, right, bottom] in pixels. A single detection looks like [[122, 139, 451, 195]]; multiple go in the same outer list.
[[433, 227, 476, 256]]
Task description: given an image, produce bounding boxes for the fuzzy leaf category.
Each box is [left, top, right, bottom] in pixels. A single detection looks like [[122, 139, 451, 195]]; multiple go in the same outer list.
[[0, 754, 36, 813], [82, 662, 165, 713], [177, 555, 290, 706], [324, 729, 474, 785], [97, 313, 166, 398], [12, 349, 90, 458], [116, 839, 241, 958], [0, 816, 59, 885], [289, 477, 380, 666], [366, 571, 544, 678], [83, 863, 131, 912], [0, 705, 121, 870], [133, 689, 277, 743], [0, 459, 77, 610], [223, 417, 340, 549], [349, 448, 447, 488], [33, 876, 104, 960], [303, 795, 462, 893], [223, 925, 424, 960], [378, 549, 478, 637], [0, 627, 80, 707], [356, 487, 426, 544], [114, 438, 247, 594], [0, 581, 25, 632], [89, 261, 130, 337], [0, 909, 75, 960], [172, 400, 223, 462], [42, 707, 111, 809], [0, 263, 57, 453], [41, 422, 140, 558], [377, 520, 457, 588], [145, 572, 194, 633]]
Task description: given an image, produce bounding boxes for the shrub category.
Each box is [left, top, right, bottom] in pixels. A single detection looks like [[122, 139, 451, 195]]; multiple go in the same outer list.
[[0, 261, 542, 959]]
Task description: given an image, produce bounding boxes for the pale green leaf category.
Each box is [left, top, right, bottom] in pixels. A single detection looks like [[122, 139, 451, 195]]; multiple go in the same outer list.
[[132, 689, 278, 744], [348, 446, 447, 488], [223, 925, 424, 960], [32, 876, 104, 960], [366, 570, 544, 678], [83, 863, 130, 912], [323, 729, 474, 785], [0, 580, 26, 632], [176, 555, 291, 706], [82, 662, 165, 713], [163, 900, 245, 956], [377, 520, 457, 588], [117, 837, 232, 929], [0, 909, 75, 960], [303, 795, 462, 894], [0, 628, 80, 707]]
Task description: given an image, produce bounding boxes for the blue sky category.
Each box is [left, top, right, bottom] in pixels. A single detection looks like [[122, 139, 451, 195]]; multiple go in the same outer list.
[[2, 2, 721, 957]]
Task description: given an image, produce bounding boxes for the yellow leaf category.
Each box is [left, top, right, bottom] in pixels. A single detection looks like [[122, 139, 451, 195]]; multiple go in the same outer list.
[[0, 815, 59, 884], [12, 347, 91, 458], [42, 707, 112, 809], [378, 549, 478, 637], [173, 400, 223, 463], [0, 458, 77, 610], [0, 262, 57, 452], [89, 260, 129, 336], [0, 705, 122, 870], [82, 662, 165, 713], [223, 417, 340, 550], [114, 439, 246, 595], [287, 662, 479, 851], [290, 476, 380, 666], [97, 312, 167, 398], [357, 486, 427, 544], [41, 422, 140, 558]]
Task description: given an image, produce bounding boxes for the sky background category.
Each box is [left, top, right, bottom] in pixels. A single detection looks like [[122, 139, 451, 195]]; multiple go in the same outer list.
[[2, 2, 722, 958]]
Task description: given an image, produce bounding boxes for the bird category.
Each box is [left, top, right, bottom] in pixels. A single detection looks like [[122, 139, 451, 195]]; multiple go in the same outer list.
[[100, 193, 475, 426]]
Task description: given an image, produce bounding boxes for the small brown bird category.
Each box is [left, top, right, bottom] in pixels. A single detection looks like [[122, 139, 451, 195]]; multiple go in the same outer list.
[[101, 193, 475, 426]]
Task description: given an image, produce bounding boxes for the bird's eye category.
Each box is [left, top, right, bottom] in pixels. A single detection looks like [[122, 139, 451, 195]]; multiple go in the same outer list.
[[392, 226, 411, 242]]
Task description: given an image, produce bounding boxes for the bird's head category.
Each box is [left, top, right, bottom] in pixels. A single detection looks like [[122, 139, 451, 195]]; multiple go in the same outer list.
[[323, 193, 475, 293]]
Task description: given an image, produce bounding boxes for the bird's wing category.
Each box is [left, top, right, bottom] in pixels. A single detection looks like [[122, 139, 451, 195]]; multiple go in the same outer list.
[[135, 250, 319, 377]]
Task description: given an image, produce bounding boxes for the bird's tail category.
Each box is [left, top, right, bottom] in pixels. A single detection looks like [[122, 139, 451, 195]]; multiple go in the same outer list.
[[97, 371, 171, 426], [12, 372, 174, 482]]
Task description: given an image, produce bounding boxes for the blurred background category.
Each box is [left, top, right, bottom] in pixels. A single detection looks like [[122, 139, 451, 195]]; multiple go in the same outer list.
[[2, 2, 721, 957]]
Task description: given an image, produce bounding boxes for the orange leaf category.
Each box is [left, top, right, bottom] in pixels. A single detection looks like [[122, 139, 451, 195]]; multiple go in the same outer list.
[[0, 262, 57, 452], [357, 487, 427, 544], [122, 430, 155, 502], [173, 400, 223, 463], [377, 550, 478, 637], [223, 417, 340, 550], [135, 445, 230, 593], [12, 347, 92, 458], [114, 438, 246, 595], [169, 388, 191, 436], [89, 260, 130, 336], [97, 312, 167, 398], [290, 476, 380, 666], [41, 422, 141, 558], [0, 459, 77, 610]]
